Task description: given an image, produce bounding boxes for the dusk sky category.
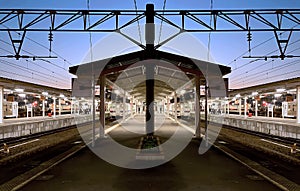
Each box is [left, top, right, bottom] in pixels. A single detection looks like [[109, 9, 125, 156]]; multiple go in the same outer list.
[[0, 0, 300, 90]]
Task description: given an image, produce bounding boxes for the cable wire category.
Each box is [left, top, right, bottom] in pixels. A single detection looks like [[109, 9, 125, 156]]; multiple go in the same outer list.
[[0, 23, 73, 66], [158, 0, 167, 45], [133, 0, 143, 44]]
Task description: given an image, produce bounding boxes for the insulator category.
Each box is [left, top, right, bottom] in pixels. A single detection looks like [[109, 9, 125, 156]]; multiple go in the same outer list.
[[247, 32, 252, 42], [48, 31, 53, 41]]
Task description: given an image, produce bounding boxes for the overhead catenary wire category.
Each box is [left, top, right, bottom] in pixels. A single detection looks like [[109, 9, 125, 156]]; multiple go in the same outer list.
[[230, 38, 300, 72], [226, 24, 300, 67], [0, 39, 68, 71], [158, 0, 167, 45], [0, 23, 73, 66], [0, 43, 71, 81], [0, 64, 70, 87], [207, 0, 213, 62], [133, 0, 143, 44], [231, 66, 300, 88], [0, 44, 69, 85], [230, 58, 300, 87], [231, 47, 300, 82], [0, 57, 69, 84]]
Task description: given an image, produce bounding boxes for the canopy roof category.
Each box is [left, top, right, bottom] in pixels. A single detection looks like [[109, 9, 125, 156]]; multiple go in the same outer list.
[[69, 50, 231, 100]]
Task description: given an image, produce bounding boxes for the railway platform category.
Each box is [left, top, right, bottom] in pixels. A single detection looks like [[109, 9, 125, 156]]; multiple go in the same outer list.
[[9, 114, 298, 191], [206, 113, 300, 139]]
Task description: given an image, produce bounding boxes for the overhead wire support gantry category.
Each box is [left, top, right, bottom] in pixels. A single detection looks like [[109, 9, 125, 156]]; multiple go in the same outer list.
[[1, 8, 300, 59], [0, 9, 300, 32]]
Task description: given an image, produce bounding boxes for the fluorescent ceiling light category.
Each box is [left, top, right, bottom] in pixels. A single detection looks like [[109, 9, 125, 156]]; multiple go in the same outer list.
[[274, 94, 282, 98], [18, 93, 26, 97], [15, 88, 24, 92]]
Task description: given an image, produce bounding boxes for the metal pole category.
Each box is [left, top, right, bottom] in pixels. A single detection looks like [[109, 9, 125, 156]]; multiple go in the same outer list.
[[145, 4, 155, 136], [227, 100, 230, 115], [99, 75, 105, 138], [58, 98, 61, 116], [123, 93, 126, 121], [174, 92, 177, 121], [42, 99, 45, 117], [205, 81, 208, 147], [195, 76, 201, 138], [92, 75, 95, 147], [244, 97, 247, 118], [255, 99, 258, 117], [167, 96, 170, 116], [70, 98, 73, 115], [53, 97, 56, 118], [297, 86, 300, 123], [130, 96, 134, 117], [0, 86, 3, 123], [239, 98, 241, 116]]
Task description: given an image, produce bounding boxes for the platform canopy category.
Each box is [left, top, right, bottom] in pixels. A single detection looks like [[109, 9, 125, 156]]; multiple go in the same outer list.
[[69, 49, 231, 100]]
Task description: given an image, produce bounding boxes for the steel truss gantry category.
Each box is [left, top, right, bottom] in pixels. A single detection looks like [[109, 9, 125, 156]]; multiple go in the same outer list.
[[0, 9, 300, 32], [0, 8, 300, 59]]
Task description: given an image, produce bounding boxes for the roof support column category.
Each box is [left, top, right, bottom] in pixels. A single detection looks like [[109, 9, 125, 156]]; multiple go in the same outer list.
[[239, 98, 242, 116], [195, 76, 201, 138], [42, 99, 45, 117], [227, 100, 230, 115], [58, 98, 61, 115], [255, 99, 258, 117], [92, 75, 96, 147], [166, 96, 170, 116], [145, 4, 155, 136], [0, 86, 3, 123], [204, 80, 209, 147], [53, 97, 56, 118], [130, 96, 134, 117], [70, 98, 73, 115], [123, 93, 126, 121], [244, 97, 247, 118], [174, 92, 178, 122], [297, 86, 300, 123], [99, 75, 105, 138]]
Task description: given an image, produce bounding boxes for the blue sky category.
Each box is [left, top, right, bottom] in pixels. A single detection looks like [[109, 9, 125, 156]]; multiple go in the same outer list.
[[0, 0, 300, 89]]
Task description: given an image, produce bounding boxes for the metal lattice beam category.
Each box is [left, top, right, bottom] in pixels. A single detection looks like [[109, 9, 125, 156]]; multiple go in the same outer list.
[[0, 9, 300, 32]]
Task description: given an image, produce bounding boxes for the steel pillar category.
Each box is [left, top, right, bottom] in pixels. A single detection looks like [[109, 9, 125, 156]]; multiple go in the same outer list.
[[239, 98, 242, 116], [123, 94, 126, 121], [244, 97, 247, 118], [205, 81, 208, 146], [92, 76, 95, 147], [297, 86, 300, 123], [53, 97, 56, 118], [145, 4, 155, 136], [42, 100, 45, 117], [58, 98, 61, 115], [195, 76, 201, 138], [70, 98, 73, 114], [255, 99, 258, 117], [99, 75, 105, 138], [174, 92, 178, 121], [0, 86, 3, 123]]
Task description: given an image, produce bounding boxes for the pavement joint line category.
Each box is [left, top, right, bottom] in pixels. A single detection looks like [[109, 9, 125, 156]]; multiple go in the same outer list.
[[0, 144, 87, 191], [0, 139, 40, 152], [213, 143, 300, 191], [104, 115, 135, 135], [167, 116, 204, 137], [261, 138, 300, 152], [104, 123, 120, 134]]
